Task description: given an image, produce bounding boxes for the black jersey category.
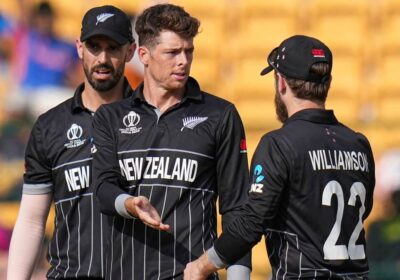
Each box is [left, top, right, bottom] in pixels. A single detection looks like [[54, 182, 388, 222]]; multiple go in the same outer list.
[[92, 77, 251, 279], [215, 109, 375, 279], [23, 81, 133, 279]]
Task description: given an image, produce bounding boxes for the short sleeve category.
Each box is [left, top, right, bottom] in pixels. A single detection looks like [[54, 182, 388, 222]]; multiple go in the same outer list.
[[23, 118, 53, 194]]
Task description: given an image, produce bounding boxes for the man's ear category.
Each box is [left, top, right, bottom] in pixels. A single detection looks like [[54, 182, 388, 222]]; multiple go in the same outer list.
[[278, 73, 287, 94], [125, 42, 136, 62], [76, 39, 83, 59], [138, 46, 150, 66]]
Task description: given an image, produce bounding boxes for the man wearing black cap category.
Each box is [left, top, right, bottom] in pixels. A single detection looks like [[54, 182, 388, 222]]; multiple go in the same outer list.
[[7, 5, 135, 279], [184, 35, 375, 280]]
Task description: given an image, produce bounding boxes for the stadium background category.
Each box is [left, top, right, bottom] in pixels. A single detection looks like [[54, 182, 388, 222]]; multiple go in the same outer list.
[[1, 0, 400, 279]]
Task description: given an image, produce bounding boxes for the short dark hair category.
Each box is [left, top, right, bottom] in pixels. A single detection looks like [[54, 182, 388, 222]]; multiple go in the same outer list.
[[284, 62, 332, 104], [135, 4, 200, 47]]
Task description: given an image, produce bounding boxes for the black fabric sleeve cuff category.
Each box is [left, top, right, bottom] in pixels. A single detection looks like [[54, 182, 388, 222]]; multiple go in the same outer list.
[[95, 179, 127, 216], [214, 230, 254, 266]]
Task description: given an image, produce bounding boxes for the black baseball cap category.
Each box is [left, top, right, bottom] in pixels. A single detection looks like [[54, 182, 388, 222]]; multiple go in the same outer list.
[[80, 5, 133, 45], [260, 35, 332, 83]]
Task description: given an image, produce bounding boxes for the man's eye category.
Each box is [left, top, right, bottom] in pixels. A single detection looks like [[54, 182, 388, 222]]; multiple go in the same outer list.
[[109, 45, 122, 52], [86, 43, 99, 51]]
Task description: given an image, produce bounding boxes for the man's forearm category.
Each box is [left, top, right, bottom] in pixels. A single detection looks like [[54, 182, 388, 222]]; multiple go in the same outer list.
[[95, 179, 127, 215], [7, 194, 52, 280]]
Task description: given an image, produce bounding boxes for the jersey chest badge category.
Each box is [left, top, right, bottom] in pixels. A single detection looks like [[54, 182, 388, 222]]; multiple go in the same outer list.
[[64, 123, 86, 149], [120, 111, 142, 134], [181, 116, 208, 131]]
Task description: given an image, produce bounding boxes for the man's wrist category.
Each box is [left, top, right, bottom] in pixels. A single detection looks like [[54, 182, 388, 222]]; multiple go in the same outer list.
[[115, 194, 135, 219], [207, 246, 227, 269], [197, 250, 220, 276]]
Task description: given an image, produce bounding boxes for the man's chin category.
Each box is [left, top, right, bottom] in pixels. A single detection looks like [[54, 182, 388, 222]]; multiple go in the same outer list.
[[91, 81, 116, 92], [168, 80, 187, 90]]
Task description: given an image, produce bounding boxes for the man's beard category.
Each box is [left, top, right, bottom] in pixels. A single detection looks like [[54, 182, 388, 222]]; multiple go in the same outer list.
[[274, 82, 288, 123], [84, 62, 124, 92]]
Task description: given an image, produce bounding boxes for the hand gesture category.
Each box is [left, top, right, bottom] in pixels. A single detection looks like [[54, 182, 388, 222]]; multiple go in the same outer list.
[[125, 196, 170, 231]]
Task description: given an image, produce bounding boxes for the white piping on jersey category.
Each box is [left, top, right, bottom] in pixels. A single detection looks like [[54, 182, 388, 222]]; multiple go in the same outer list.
[[275, 230, 283, 279], [64, 200, 72, 278], [110, 185, 215, 279], [88, 194, 94, 277], [52, 157, 93, 170], [55, 203, 66, 277], [209, 199, 217, 242], [173, 188, 183, 277], [298, 252, 302, 279], [121, 218, 126, 280], [265, 228, 300, 280], [75, 199, 81, 278], [48, 208, 58, 278], [118, 148, 214, 159], [144, 186, 154, 279], [301, 268, 369, 278], [266, 228, 369, 279], [131, 216, 135, 280], [55, 192, 93, 204], [127, 183, 215, 193], [283, 240, 289, 279], [189, 189, 192, 262], [110, 216, 115, 280], [266, 228, 300, 238], [101, 214, 104, 278], [201, 191, 205, 252], [157, 187, 169, 280]]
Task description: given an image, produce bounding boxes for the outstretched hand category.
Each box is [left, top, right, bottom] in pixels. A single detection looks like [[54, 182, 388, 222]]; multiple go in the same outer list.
[[125, 196, 170, 231]]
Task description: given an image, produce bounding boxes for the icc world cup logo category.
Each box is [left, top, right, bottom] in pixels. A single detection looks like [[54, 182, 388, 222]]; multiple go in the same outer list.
[[123, 111, 141, 128], [67, 124, 83, 140]]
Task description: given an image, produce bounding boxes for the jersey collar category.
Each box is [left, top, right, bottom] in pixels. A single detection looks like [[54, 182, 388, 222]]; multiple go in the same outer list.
[[131, 76, 203, 105], [285, 108, 339, 125], [71, 78, 133, 113]]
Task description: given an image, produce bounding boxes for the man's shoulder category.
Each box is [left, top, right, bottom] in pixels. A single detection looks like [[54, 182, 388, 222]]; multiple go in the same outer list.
[[102, 96, 131, 111], [198, 92, 240, 120], [201, 91, 233, 107], [37, 96, 74, 122], [187, 77, 234, 109], [95, 97, 132, 120]]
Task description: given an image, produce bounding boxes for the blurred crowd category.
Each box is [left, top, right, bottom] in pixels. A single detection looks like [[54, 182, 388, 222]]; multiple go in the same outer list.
[[0, 1, 400, 280]]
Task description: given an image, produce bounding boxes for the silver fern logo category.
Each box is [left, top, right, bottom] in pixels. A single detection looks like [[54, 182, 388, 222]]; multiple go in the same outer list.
[[96, 13, 114, 25], [181, 116, 208, 131]]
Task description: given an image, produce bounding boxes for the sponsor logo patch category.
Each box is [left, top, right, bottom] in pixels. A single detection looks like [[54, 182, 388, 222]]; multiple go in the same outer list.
[[250, 164, 265, 193]]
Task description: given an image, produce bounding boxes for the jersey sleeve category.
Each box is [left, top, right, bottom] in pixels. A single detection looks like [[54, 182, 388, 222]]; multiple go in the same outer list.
[[214, 133, 290, 265], [92, 105, 128, 216], [359, 132, 375, 218], [215, 104, 251, 268], [23, 117, 53, 194]]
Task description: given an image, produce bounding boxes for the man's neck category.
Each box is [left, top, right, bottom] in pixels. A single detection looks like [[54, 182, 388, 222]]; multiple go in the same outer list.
[[81, 80, 125, 112], [287, 98, 325, 118], [142, 81, 185, 113]]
